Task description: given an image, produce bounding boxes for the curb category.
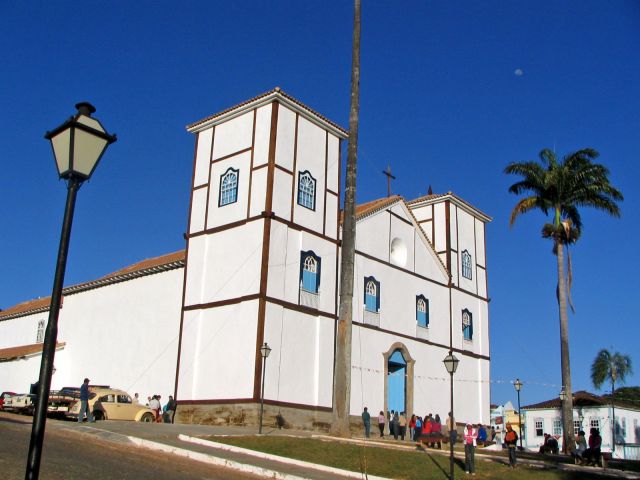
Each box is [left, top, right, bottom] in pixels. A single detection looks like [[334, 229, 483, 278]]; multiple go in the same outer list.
[[179, 434, 390, 480], [128, 435, 308, 480]]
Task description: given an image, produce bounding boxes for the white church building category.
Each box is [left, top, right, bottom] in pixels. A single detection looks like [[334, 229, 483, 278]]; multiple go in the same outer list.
[[0, 89, 491, 431]]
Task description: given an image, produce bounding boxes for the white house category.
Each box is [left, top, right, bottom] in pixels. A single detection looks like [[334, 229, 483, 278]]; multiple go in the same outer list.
[[522, 390, 640, 460], [0, 88, 492, 431]]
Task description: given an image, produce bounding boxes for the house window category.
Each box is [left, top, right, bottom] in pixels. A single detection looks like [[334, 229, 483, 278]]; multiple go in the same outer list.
[[553, 419, 562, 436], [219, 168, 239, 206], [36, 320, 45, 343], [297, 170, 316, 210], [462, 250, 472, 279], [300, 251, 321, 293], [574, 420, 582, 434], [462, 309, 473, 340], [416, 295, 429, 328], [590, 418, 600, 430], [535, 420, 544, 437], [364, 276, 380, 312]]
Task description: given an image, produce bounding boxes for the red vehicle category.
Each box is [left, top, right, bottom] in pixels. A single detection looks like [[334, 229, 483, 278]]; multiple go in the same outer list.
[[0, 391, 17, 410]]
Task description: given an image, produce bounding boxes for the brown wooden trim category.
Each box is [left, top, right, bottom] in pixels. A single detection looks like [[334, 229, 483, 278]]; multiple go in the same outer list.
[[254, 101, 279, 400], [326, 188, 338, 197], [272, 214, 339, 244], [476, 264, 486, 270], [174, 129, 202, 400], [193, 183, 207, 192], [177, 398, 332, 412], [352, 321, 490, 361], [473, 215, 479, 294], [275, 164, 293, 175], [265, 296, 337, 319], [203, 126, 216, 231], [252, 163, 268, 172], [183, 293, 261, 311], [483, 221, 489, 300], [186, 215, 263, 239], [355, 249, 449, 288], [211, 146, 252, 165], [290, 114, 299, 222], [247, 109, 257, 218], [451, 284, 489, 302], [455, 204, 460, 284], [431, 204, 435, 246], [436, 250, 447, 255], [388, 209, 412, 226], [323, 130, 328, 236], [445, 201, 451, 276], [417, 219, 432, 224]]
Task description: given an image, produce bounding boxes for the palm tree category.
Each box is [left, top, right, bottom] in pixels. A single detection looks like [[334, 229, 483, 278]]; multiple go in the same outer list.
[[505, 148, 623, 453], [331, 0, 360, 437], [591, 349, 633, 451]]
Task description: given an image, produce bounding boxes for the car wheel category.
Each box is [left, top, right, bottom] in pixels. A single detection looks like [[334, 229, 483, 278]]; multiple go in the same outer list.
[[93, 410, 105, 421], [141, 412, 155, 423]]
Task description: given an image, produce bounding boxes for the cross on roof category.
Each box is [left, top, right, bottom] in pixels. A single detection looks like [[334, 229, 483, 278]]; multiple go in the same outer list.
[[382, 165, 396, 197]]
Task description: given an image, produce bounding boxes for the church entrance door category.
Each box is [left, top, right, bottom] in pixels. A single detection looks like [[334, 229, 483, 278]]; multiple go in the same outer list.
[[387, 349, 406, 413]]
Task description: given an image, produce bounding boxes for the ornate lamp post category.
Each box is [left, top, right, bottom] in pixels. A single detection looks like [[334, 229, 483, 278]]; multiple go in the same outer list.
[[443, 352, 460, 480], [258, 342, 272, 434], [514, 378, 523, 450], [26, 103, 116, 480]]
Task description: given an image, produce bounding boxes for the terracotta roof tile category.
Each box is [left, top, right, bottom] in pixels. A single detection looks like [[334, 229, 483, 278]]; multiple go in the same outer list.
[[522, 390, 639, 411], [186, 87, 348, 136], [340, 195, 402, 224], [0, 342, 65, 361], [0, 251, 185, 321]]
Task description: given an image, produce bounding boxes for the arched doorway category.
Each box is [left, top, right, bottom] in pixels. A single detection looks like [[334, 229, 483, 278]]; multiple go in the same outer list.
[[383, 343, 415, 416], [388, 350, 406, 413]]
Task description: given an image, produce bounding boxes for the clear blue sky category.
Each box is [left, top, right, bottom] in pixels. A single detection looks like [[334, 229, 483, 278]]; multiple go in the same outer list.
[[2, 1, 638, 408]]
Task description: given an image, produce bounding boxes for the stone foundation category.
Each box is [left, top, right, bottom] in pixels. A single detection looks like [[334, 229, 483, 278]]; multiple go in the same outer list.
[[175, 402, 364, 435]]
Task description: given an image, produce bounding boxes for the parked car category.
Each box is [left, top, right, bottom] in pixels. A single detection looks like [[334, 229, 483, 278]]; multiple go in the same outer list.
[[3, 393, 34, 414], [68, 388, 155, 422], [0, 391, 17, 410]]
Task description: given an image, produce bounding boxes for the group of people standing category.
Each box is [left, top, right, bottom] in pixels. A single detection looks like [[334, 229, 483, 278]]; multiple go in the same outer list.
[[141, 393, 176, 423], [362, 408, 450, 444]]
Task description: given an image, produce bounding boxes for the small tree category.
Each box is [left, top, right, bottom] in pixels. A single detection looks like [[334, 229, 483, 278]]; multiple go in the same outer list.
[[591, 349, 633, 450]]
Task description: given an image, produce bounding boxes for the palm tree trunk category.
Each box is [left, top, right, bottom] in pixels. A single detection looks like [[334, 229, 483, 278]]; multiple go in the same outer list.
[[611, 379, 616, 453], [330, 0, 360, 438], [557, 240, 574, 454]]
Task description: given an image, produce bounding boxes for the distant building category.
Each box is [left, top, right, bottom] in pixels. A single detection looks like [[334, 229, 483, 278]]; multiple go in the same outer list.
[[0, 89, 492, 431], [490, 400, 523, 440], [521, 390, 640, 459]]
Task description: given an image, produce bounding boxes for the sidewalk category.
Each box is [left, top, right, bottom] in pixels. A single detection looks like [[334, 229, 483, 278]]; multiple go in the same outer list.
[[9, 413, 639, 480]]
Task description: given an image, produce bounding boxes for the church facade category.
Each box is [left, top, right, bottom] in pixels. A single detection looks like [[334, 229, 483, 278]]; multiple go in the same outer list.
[[0, 89, 491, 430]]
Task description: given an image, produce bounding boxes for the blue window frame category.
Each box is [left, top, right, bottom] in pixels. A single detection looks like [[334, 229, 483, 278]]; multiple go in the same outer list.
[[364, 276, 380, 312], [219, 167, 239, 206], [462, 309, 473, 340], [462, 250, 472, 280], [300, 251, 321, 293], [416, 295, 429, 327], [297, 170, 316, 210]]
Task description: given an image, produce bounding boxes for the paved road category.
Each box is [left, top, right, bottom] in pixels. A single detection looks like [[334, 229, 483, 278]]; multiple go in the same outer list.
[[0, 415, 259, 480]]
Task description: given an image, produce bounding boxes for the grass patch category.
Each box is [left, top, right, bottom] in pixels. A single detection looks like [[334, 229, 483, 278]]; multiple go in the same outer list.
[[206, 436, 605, 479]]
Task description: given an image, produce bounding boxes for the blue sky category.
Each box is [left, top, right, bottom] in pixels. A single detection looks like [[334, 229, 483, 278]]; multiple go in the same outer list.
[[2, 1, 639, 408]]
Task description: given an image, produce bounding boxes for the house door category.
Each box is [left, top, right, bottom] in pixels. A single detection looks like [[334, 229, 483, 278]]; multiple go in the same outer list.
[[387, 349, 406, 413]]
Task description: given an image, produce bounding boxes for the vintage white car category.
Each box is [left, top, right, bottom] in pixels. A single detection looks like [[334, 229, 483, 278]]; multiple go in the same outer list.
[[3, 393, 34, 414], [68, 388, 156, 422]]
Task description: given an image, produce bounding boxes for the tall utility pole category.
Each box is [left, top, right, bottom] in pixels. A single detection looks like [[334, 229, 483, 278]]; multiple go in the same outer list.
[[331, 0, 361, 438]]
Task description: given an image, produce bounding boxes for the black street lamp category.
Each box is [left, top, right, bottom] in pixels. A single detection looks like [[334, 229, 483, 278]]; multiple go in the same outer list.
[[25, 103, 116, 480], [258, 342, 272, 434], [443, 352, 459, 480], [514, 378, 523, 451]]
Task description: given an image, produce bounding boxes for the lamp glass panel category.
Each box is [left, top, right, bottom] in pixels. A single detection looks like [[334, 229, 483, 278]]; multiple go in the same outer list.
[[51, 129, 71, 176], [77, 115, 106, 133], [73, 128, 108, 176]]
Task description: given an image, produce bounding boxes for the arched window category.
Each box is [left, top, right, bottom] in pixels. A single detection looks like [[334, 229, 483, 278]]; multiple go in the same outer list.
[[300, 251, 321, 293], [36, 320, 45, 343], [219, 168, 239, 206], [462, 309, 473, 340], [416, 295, 429, 327], [297, 170, 316, 210], [462, 250, 472, 280], [364, 276, 380, 312]]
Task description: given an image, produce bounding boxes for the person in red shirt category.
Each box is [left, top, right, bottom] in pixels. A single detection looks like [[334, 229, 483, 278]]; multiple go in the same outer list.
[[463, 423, 478, 475]]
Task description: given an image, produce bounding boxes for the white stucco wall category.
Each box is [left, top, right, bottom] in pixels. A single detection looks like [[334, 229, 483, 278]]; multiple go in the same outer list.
[[0, 268, 184, 402]]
